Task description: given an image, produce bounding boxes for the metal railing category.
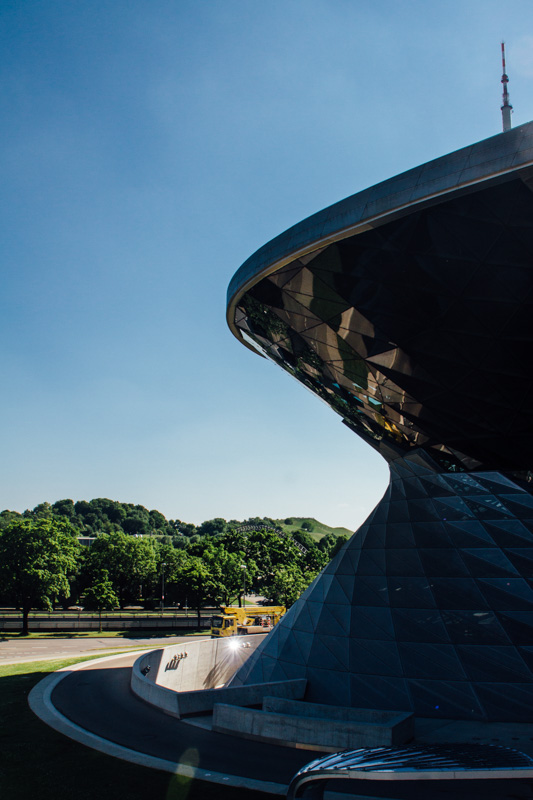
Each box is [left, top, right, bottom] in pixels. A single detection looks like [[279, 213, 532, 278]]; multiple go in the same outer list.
[[287, 744, 533, 799]]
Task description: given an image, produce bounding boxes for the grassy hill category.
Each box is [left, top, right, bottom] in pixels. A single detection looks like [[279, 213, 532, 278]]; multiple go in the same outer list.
[[275, 517, 352, 542]]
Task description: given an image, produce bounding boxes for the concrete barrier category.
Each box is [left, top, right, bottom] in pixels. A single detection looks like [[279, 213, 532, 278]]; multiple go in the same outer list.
[[0, 616, 209, 631], [133, 635, 303, 717], [131, 649, 183, 717], [153, 636, 263, 694], [132, 637, 413, 752], [262, 696, 414, 744], [175, 678, 307, 718], [212, 701, 414, 752]]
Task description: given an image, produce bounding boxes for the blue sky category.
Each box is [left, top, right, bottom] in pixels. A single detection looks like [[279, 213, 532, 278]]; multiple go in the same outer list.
[[2, 0, 533, 529]]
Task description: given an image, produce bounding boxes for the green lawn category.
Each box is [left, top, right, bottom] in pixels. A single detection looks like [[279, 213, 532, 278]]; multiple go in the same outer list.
[[0, 657, 272, 800]]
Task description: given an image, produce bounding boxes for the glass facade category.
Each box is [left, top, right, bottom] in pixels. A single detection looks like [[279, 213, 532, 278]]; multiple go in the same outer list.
[[227, 129, 533, 721], [233, 177, 533, 477]]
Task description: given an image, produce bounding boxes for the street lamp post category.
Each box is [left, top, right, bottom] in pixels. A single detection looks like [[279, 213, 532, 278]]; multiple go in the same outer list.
[[241, 563, 246, 608], [161, 562, 167, 615]]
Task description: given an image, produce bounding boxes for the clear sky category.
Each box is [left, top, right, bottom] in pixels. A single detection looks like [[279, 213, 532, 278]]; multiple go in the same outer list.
[[2, 0, 533, 530]]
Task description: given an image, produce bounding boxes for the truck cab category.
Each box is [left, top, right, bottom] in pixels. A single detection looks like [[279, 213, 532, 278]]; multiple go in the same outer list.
[[210, 605, 285, 638]]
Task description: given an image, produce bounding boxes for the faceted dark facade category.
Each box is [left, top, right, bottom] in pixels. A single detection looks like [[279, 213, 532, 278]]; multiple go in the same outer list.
[[227, 123, 533, 721]]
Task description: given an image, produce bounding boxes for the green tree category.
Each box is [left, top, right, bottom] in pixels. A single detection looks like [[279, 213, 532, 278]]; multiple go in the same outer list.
[[318, 532, 337, 554], [217, 549, 254, 607], [83, 571, 118, 632], [172, 535, 188, 550], [215, 527, 313, 603], [0, 509, 22, 530], [153, 544, 187, 606], [292, 530, 328, 572], [197, 518, 227, 537], [30, 502, 53, 519], [0, 518, 80, 634], [262, 564, 312, 608], [246, 529, 301, 593], [172, 556, 217, 628], [51, 498, 76, 521], [169, 519, 197, 537], [292, 529, 316, 550], [193, 540, 255, 607], [149, 509, 167, 533], [122, 515, 150, 536], [82, 531, 157, 607], [330, 534, 349, 557]]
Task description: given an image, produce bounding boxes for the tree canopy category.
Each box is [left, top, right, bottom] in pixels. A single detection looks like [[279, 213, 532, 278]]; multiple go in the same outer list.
[[0, 497, 199, 540], [80, 531, 158, 608], [0, 500, 352, 625], [0, 517, 80, 633]]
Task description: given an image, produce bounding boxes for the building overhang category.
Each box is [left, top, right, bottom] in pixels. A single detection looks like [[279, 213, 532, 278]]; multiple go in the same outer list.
[[227, 121, 533, 355]]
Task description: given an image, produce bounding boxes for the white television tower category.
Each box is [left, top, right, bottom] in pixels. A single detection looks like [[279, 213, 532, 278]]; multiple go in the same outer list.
[[501, 41, 513, 132]]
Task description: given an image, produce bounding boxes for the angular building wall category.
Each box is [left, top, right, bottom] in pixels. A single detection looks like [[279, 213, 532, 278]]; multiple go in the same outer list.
[[227, 122, 533, 722], [229, 453, 533, 722]]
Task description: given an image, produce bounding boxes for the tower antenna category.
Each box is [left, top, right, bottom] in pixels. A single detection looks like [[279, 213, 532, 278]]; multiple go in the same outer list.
[[501, 41, 513, 132]]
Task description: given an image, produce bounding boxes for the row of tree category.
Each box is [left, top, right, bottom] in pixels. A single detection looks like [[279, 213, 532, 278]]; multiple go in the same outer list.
[[0, 513, 349, 634], [0, 499, 319, 544], [0, 498, 197, 539]]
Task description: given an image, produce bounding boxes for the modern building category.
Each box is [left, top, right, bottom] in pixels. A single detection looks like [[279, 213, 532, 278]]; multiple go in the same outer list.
[[226, 122, 533, 722]]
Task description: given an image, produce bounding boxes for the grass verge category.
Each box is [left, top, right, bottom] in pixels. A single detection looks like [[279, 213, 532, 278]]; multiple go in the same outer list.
[[0, 656, 272, 800]]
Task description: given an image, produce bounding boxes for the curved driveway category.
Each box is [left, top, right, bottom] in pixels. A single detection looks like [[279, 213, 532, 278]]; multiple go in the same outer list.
[[29, 651, 533, 799], [31, 651, 322, 795]]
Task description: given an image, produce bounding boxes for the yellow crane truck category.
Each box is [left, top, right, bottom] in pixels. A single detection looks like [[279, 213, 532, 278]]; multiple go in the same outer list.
[[210, 605, 285, 638]]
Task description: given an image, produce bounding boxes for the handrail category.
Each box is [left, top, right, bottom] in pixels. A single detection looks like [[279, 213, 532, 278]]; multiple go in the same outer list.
[[286, 744, 533, 799]]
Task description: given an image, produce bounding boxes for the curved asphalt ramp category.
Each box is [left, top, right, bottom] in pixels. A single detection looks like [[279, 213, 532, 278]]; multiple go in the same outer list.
[[29, 653, 319, 795], [29, 653, 533, 799]]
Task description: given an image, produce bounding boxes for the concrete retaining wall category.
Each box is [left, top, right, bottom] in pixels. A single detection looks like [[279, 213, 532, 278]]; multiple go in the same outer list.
[[262, 696, 414, 743], [131, 648, 183, 717], [175, 678, 307, 718], [154, 637, 263, 694], [133, 635, 298, 717], [0, 617, 209, 631], [131, 636, 307, 718], [131, 638, 414, 752], [212, 701, 414, 752]]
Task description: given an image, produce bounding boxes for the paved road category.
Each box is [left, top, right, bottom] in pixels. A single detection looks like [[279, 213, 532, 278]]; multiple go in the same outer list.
[[51, 654, 324, 789], [39, 653, 533, 799], [0, 634, 204, 665]]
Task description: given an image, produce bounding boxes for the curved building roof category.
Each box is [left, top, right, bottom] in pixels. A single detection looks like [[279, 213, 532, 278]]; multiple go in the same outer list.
[[227, 123, 533, 473], [228, 122, 533, 318]]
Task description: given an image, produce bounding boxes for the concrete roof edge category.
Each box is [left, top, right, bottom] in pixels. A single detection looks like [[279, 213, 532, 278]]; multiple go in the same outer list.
[[226, 121, 533, 340]]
